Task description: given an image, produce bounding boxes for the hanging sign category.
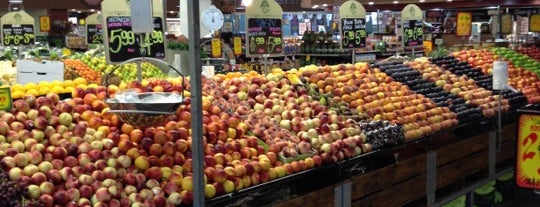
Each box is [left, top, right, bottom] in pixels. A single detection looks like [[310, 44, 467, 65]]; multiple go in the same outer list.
[[339, 0, 366, 49], [456, 12, 472, 37], [233, 36, 242, 56], [39, 16, 50, 32], [501, 14, 512, 34], [245, 0, 284, 56], [85, 13, 103, 44], [401, 4, 423, 47], [516, 110, 540, 189], [0, 11, 35, 46], [530, 14, 540, 32], [211, 38, 222, 58], [101, 0, 166, 63]]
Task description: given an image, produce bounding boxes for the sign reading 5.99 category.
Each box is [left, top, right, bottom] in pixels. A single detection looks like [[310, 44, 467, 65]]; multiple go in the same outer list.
[[105, 16, 165, 63], [2, 24, 35, 46], [516, 112, 540, 189], [341, 18, 366, 49], [403, 20, 423, 47]]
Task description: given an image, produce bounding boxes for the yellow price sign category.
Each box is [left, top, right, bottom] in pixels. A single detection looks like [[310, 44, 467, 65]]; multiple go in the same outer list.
[[516, 113, 540, 189], [233, 37, 242, 56], [0, 87, 12, 111], [211, 38, 222, 58], [530, 14, 540, 32], [456, 12, 472, 37]]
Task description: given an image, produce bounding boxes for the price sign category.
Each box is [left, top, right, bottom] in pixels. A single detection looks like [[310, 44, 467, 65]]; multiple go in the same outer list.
[[233, 36, 242, 56], [2, 24, 35, 46], [245, 0, 283, 57], [0, 11, 35, 47], [339, 0, 366, 50], [501, 14, 512, 34], [516, 112, 540, 189], [0, 87, 12, 111], [456, 12, 472, 37], [247, 18, 283, 55], [403, 20, 423, 47], [105, 16, 165, 62], [341, 18, 367, 49], [86, 13, 103, 45], [211, 38, 222, 58], [101, 0, 166, 63], [530, 14, 540, 32], [86, 24, 103, 44]]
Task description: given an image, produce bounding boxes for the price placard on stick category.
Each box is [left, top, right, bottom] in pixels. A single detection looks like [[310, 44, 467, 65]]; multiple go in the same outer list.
[[101, 0, 166, 63], [86, 13, 103, 44], [0, 11, 35, 47], [403, 20, 423, 47], [245, 0, 283, 57], [247, 18, 282, 55], [401, 4, 423, 47], [339, 0, 366, 50]]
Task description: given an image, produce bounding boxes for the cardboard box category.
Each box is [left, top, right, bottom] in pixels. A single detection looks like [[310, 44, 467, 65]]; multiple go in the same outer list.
[[16, 60, 64, 85]]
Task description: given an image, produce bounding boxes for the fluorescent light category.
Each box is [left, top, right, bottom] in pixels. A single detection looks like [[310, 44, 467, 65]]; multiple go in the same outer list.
[[368, 2, 374, 5], [90, 9, 95, 12], [241, 0, 252, 6], [322, 4, 328, 7], [312, 5, 319, 9], [393, 1, 399, 4], [419, 0, 425, 2]]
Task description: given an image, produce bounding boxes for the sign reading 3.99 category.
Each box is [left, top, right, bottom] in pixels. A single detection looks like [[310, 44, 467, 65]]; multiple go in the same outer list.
[[2, 24, 35, 46], [106, 16, 165, 62], [403, 20, 423, 47], [341, 18, 366, 49], [247, 18, 283, 55]]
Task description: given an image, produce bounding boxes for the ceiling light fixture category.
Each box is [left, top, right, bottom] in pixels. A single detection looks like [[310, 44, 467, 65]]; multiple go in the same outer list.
[[241, 0, 253, 7], [393, 1, 399, 4], [419, 0, 425, 2], [368, 2, 374, 5]]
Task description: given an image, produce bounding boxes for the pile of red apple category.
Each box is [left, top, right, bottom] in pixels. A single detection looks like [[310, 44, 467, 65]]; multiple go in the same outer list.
[[409, 60, 510, 117], [298, 63, 458, 140]]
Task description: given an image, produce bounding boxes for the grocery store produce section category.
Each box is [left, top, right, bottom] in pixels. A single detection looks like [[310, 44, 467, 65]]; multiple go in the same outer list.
[[0, 46, 537, 206]]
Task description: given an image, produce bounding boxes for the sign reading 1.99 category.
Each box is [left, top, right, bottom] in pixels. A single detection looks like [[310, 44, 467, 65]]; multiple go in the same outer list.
[[341, 18, 366, 48], [105, 16, 165, 62], [403, 20, 423, 47], [247, 18, 283, 55]]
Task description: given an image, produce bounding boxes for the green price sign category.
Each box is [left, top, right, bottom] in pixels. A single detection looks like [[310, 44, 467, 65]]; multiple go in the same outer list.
[[341, 18, 366, 49], [2, 24, 35, 46], [403, 20, 423, 47]]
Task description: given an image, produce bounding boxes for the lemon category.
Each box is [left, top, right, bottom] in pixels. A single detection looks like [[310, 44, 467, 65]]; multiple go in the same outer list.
[[52, 85, 64, 94], [39, 87, 51, 95], [50, 80, 62, 87], [73, 77, 88, 86], [11, 91, 24, 99], [63, 80, 74, 88], [26, 89, 39, 97], [11, 84, 24, 93], [38, 81, 51, 88], [87, 83, 99, 89], [64, 86, 74, 94], [76, 84, 87, 90], [24, 82, 38, 90]]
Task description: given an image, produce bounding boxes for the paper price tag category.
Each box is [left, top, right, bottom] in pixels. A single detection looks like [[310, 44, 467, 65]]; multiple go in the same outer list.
[[233, 37, 242, 56], [0, 87, 12, 111], [211, 38, 222, 58]]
